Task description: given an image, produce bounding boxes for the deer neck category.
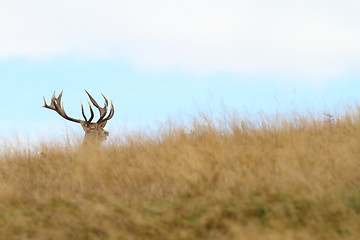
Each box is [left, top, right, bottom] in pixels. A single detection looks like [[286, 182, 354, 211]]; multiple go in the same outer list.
[[82, 133, 105, 147]]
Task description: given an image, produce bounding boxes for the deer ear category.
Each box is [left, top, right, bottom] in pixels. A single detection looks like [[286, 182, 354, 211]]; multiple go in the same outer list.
[[80, 121, 88, 130], [98, 121, 107, 128]]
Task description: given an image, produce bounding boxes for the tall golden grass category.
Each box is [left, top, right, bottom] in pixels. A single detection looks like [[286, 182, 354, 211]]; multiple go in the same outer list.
[[0, 110, 360, 239]]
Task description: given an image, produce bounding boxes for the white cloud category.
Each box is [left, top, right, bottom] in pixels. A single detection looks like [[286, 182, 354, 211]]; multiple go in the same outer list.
[[1, 0, 360, 81]]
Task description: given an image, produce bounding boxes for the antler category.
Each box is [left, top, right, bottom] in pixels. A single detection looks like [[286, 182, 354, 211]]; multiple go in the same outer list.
[[43, 90, 114, 124], [85, 90, 115, 124], [43, 91, 82, 123]]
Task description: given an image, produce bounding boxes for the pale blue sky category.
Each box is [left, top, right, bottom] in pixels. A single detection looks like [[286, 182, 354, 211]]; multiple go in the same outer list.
[[0, 0, 360, 142]]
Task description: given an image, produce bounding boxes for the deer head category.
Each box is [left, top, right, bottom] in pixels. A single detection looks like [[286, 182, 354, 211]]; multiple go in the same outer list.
[[43, 90, 114, 145]]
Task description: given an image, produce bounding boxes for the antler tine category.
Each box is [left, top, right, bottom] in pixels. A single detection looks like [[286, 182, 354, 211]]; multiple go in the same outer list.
[[43, 96, 49, 108], [57, 91, 63, 104], [80, 102, 88, 122], [100, 101, 115, 122], [85, 90, 108, 122], [43, 91, 82, 123], [43, 91, 56, 109], [87, 101, 95, 122], [85, 90, 101, 108], [101, 93, 109, 106], [81, 100, 95, 123]]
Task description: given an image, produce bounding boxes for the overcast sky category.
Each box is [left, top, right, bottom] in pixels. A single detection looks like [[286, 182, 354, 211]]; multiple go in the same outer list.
[[1, 0, 360, 143]]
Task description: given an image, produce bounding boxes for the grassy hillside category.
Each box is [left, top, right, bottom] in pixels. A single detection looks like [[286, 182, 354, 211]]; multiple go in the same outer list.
[[0, 111, 360, 239]]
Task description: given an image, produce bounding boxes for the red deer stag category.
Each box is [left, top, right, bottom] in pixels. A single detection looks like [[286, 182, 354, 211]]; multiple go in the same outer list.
[[43, 90, 114, 145]]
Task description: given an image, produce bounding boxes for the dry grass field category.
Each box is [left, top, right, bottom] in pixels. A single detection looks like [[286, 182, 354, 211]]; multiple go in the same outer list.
[[0, 110, 360, 239]]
